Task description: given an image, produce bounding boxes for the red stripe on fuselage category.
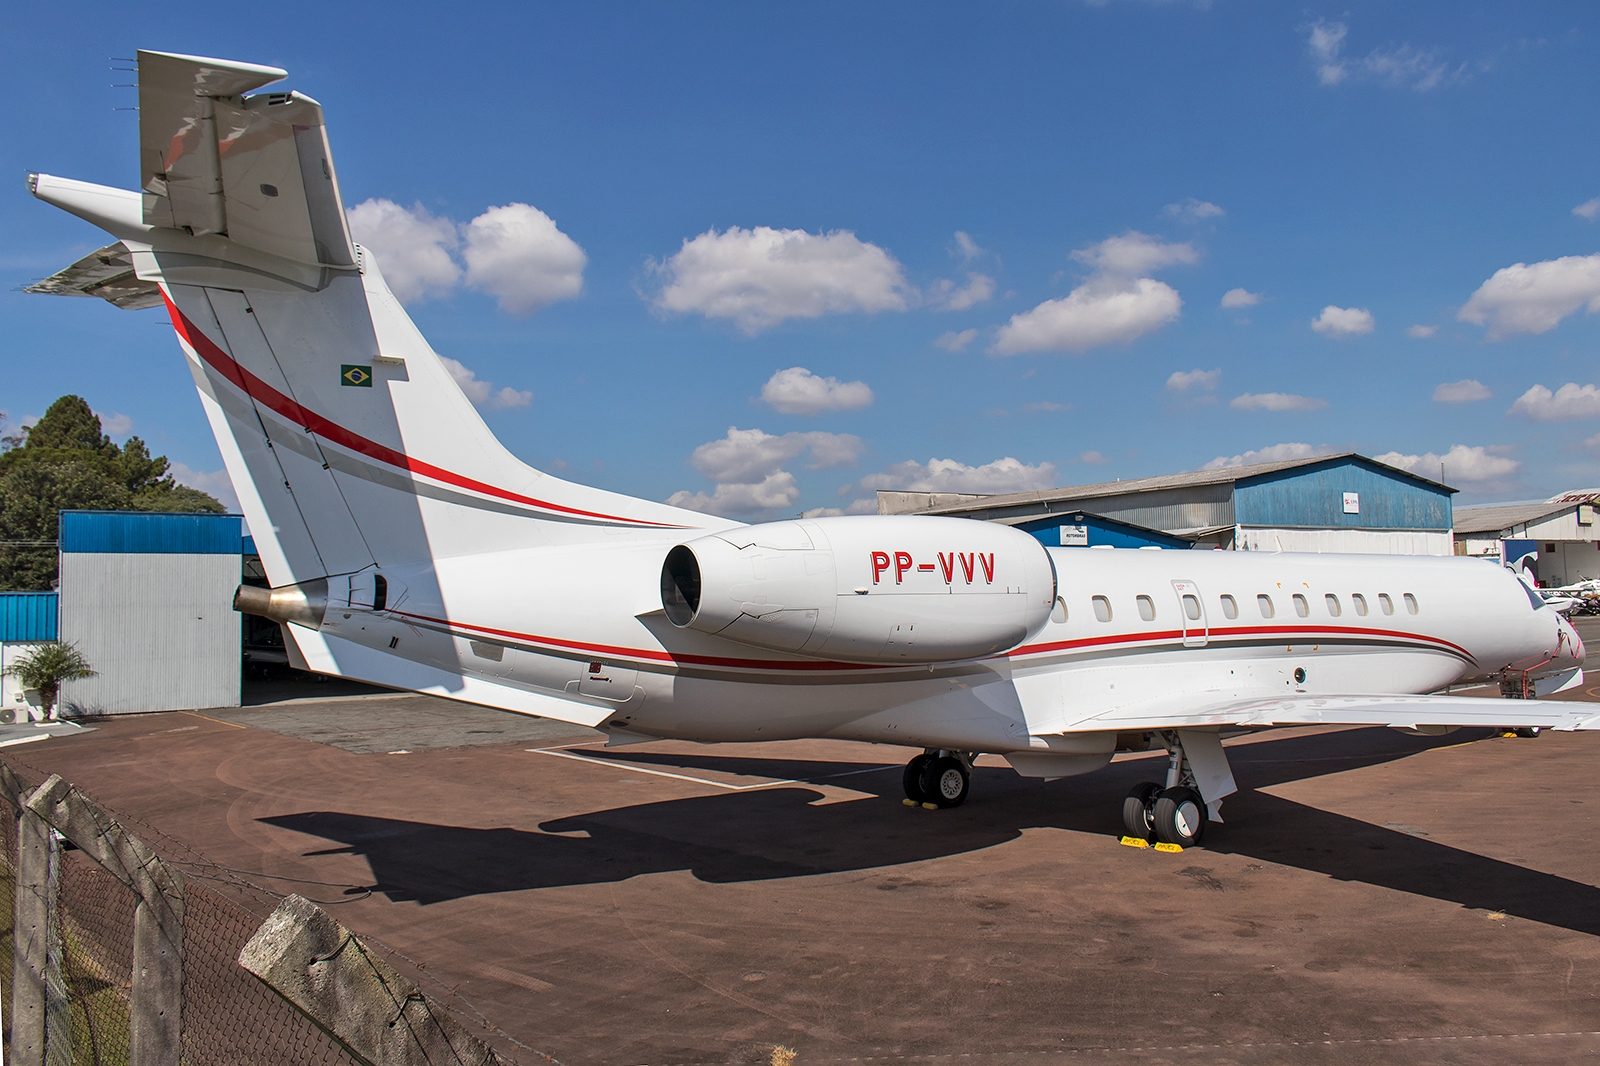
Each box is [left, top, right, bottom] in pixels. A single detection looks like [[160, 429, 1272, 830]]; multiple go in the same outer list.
[[1011, 623, 1475, 663], [162, 291, 684, 528]]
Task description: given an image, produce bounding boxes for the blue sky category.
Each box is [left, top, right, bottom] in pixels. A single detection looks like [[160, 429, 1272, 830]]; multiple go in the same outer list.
[[5, 2, 1600, 518]]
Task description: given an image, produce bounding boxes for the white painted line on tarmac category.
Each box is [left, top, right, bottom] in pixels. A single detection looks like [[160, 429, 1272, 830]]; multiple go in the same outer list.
[[0, 735, 49, 748], [528, 747, 894, 792]]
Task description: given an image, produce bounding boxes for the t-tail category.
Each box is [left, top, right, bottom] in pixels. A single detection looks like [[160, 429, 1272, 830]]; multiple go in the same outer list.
[[26, 51, 720, 619]]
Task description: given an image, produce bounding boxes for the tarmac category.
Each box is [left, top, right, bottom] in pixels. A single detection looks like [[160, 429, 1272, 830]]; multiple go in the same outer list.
[[8, 631, 1600, 1065]]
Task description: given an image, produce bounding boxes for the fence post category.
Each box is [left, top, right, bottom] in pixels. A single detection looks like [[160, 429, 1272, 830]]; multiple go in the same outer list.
[[24, 775, 184, 1066], [240, 894, 509, 1066], [1, 766, 49, 1066]]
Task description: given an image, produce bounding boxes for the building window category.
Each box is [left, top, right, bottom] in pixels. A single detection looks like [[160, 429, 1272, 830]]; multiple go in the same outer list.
[[1182, 594, 1201, 620], [1093, 596, 1112, 622], [1404, 593, 1419, 615], [1352, 593, 1368, 616], [1292, 594, 1309, 617], [1136, 595, 1156, 621], [1220, 594, 1238, 619], [1257, 594, 1275, 618], [1325, 594, 1341, 617], [1546, 543, 1557, 554], [1379, 593, 1394, 615]]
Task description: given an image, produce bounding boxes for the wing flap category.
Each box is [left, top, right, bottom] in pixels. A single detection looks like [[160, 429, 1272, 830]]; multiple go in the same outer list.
[[22, 242, 163, 310]]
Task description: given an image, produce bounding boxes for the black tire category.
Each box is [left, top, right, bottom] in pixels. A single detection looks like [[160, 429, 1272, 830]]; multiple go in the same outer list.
[[903, 754, 933, 803], [919, 756, 969, 808], [1153, 786, 1207, 847], [1515, 726, 1542, 738], [1122, 782, 1160, 839]]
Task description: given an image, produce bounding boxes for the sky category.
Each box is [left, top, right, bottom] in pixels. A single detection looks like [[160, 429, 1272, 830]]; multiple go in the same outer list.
[[4, 1, 1600, 520]]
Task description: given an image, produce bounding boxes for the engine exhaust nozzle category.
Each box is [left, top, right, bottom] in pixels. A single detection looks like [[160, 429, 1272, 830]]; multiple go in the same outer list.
[[233, 578, 329, 629]]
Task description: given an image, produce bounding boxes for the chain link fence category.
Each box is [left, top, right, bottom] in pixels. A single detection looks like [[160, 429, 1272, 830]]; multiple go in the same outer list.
[[0, 755, 551, 1066]]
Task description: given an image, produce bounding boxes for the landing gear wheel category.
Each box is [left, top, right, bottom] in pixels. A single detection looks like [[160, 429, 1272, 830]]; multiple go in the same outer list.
[[1514, 726, 1542, 738], [902, 754, 934, 803], [920, 756, 969, 809], [1153, 786, 1206, 847], [1122, 782, 1160, 839]]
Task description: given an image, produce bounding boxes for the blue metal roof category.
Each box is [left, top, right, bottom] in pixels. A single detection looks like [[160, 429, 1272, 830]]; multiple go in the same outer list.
[[59, 511, 244, 555], [0, 593, 58, 642]]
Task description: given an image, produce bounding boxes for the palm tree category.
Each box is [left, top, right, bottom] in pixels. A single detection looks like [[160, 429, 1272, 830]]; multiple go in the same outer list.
[[4, 642, 95, 720]]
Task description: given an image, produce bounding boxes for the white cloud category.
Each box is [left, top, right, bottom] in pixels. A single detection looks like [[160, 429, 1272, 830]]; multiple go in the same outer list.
[[802, 498, 879, 518], [992, 278, 1182, 355], [1070, 232, 1198, 276], [990, 231, 1194, 355], [688, 427, 863, 484], [1200, 443, 1334, 471], [1021, 401, 1068, 413], [461, 203, 586, 316], [1080, 450, 1109, 465], [953, 231, 985, 262], [349, 199, 585, 316], [1432, 379, 1491, 404], [857, 456, 1056, 495], [1508, 383, 1600, 423], [1230, 392, 1328, 412], [927, 272, 996, 311], [1405, 324, 1439, 338], [1167, 368, 1220, 392], [170, 462, 240, 511], [348, 199, 462, 304], [1163, 198, 1224, 222], [1307, 20, 1461, 91], [440, 356, 533, 410], [94, 410, 133, 437], [1457, 254, 1600, 338], [1575, 198, 1600, 222], [1220, 288, 1261, 309], [759, 367, 874, 416], [935, 328, 978, 352], [667, 473, 800, 518], [1373, 444, 1519, 485], [650, 226, 911, 333], [1311, 305, 1375, 337]]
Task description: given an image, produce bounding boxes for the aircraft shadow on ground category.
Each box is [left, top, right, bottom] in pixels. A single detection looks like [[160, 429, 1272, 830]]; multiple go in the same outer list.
[[262, 727, 1600, 935]]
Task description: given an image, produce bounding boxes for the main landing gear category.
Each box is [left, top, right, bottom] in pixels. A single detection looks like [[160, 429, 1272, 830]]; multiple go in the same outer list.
[[902, 750, 972, 809], [1122, 732, 1213, 848]]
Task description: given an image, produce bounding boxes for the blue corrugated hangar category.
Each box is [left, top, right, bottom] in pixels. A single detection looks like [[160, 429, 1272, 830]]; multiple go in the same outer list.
[[879, 453, 1457, 554]]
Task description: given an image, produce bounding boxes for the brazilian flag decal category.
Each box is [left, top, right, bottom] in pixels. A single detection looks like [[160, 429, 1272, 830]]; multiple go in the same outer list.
[[341, 364, 373, 388]]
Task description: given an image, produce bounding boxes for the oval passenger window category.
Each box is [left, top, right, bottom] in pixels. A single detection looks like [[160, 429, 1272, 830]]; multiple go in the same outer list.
[[1352, 593, 1367, 616], [1182, 594, 1201, 620], [1220, 594, 1238, 619], [1257, 594, 1275, 618], [1325, 594, 1341, 617], [1379, 593, 1394, 615], [1404, 593, 1418, 615], [1051, 597, 1068, 624], [1092, 595, 1112, 623], [1292, 594, 1309, 617], [1136, 595, 1156, 621]]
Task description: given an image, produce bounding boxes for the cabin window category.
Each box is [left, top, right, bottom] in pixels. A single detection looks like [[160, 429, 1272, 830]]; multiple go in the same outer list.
[[1257, 594, 1275, 618], [1220, 594, 1238, 619], [1292, 593, 1309, 617], [1182, 594, 1201, 620], [1136, 595, 1156, 621], [1379, 593, 1394, 615], [1093, 595, 1112, 622], [1051, 597, 1068, 624], [1404, 593, 1419, 615], [1325, 594, 1341, 617], [1352, 593, 1367, 616]]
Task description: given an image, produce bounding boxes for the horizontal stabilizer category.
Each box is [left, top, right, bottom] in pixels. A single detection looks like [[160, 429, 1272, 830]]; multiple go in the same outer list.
[[23, 242, 162, 310]]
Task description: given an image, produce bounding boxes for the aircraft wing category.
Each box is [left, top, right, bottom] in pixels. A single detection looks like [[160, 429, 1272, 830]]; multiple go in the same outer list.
[[1069, 685, 1600, 734], [137, 50, 356, 267], [22, 242, 163, 309]]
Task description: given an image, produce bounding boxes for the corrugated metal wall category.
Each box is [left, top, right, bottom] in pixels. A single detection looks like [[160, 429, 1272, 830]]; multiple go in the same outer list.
[[1234, 460, 1452, 531], [60, 511, 243, 555], [1237, 528, 1454, 555], [0, 593, 57, 642], [1068, 484, 1235, 532], [58, 554, 240, 714]]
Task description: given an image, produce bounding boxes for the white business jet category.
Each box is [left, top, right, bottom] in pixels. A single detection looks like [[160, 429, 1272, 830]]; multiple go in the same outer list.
[[26, 52, 1596, 849]]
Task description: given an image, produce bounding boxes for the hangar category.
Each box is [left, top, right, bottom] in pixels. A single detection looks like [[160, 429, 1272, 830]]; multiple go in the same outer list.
[[879, 453, 1457, 554], [1454, 491, 1600, 586]]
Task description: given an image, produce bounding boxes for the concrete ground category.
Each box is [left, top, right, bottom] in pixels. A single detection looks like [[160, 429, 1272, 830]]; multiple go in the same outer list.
[[10, 636, 1600, 1065]]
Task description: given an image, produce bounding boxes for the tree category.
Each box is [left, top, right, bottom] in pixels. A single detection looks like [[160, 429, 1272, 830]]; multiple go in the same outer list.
[[3, 641, 95, 720], [0, 396, 226, 590]]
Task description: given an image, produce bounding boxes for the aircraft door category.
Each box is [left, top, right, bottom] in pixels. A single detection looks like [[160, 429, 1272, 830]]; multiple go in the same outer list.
[[1171, 580, 1208, 647]]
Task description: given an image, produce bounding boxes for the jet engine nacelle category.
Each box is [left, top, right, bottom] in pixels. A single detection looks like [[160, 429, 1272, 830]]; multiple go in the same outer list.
[[660, 515, 1057, 664]]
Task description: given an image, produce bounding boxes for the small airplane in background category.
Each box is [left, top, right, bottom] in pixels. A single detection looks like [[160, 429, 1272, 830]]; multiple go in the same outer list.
[[25, 51, 1596, 850]]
